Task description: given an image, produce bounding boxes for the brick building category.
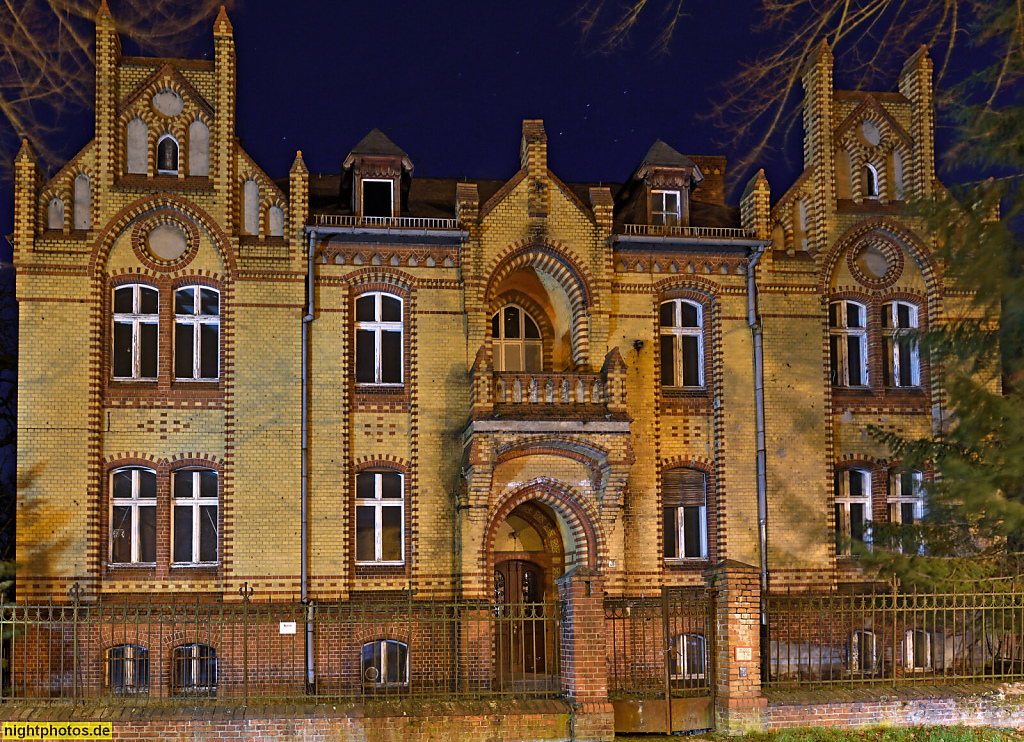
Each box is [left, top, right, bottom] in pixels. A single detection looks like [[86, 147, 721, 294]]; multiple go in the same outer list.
[[10, 5, 969, 736]]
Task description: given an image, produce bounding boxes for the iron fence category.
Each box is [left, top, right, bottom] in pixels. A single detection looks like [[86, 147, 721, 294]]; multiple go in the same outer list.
[[604, 587, 713, 700], [0, 593, 561, 704], [765, 585, 1024, 689]]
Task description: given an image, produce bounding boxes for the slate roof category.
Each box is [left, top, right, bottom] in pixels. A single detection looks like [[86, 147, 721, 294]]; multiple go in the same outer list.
[[348, 128, 409, 159], [641, 139, 698, 170]]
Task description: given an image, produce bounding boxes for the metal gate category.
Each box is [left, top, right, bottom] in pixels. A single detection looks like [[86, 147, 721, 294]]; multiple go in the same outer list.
[[604, 586, 714, 733]]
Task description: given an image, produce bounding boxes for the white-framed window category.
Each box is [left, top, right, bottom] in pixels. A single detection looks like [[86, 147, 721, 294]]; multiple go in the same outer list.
[[835, 468, 872, 555], [849, 629, 877, 673], [829, 300, 868, 387], [889, 468, 925, 554], [157, 134, 179, 175], [113, 284, 159, 380], [491, 305, 542, 372], [356, 470, 404, 564], [174, 286, 220, 380], [172, 644, 217, 695], [105, 644, 149, 695], [362, 639, 408, 687], [671, 633, 706, 681], [355, 292, 403, 385], [864, 164, 879, 199], [362, 178, 394, 218], [663, 468, 708, 560], [172, 468, 218, 565], [660, 299, 704, 388], [110, 467, 157, 564], [652, 189, 681, 226], [882, 301, 920, 387], [903, 629, 932, 671]]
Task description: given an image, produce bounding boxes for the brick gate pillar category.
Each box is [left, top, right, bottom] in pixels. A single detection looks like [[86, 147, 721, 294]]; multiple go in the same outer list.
[[555, 566, 614, 742], [704, 560, 766, 735]]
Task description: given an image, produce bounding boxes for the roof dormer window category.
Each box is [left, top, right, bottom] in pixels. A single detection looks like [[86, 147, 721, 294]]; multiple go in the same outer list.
[[362, 179, 394, 218], [652, 189, 681, 226]]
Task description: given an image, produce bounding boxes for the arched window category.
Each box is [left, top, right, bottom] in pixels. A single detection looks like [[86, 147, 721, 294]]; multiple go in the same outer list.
[[882, 301, 920, 387], [172, 468, 218, 564], [864, 164, 879, 199], [356, 470, 404, 564], [355, 292, 403, 384], [362, 639, 408, 688], [47, 197, 64, 230], [829, 300, 868, 387], [268, 205, 284, 237], [243, 179, 260, 235], [112, 284, 159, 379], [175, 286, 220, 380], [105, 644, 149, 695], [157, 134, 179, 175], [834, 468, 872, 555], [126, 118, 148, 174], [660, 299, 703, 387], [491, 305, 542, 372], [73, 174, 91, 230], [188, 120, 209, 176], [848, 629, 877, 673], [663, 467, 708, 560], [173, 644, 217, 695], [670, 633, 706, 681], [110, 467, 157, 564]]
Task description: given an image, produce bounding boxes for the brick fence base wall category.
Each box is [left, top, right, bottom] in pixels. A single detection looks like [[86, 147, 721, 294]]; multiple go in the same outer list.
[[0, 701, 607, 742], [766, 684, 1024, 730]]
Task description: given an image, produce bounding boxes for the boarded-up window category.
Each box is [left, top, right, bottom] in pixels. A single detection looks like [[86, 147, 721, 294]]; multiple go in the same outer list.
[[188, 120, 209, 176], [243, 179, 259, 235], [268, 205, 284, 237], [126, 119, 148, 174], [47, 197, 64, 230], [74, 175, 91, 230]]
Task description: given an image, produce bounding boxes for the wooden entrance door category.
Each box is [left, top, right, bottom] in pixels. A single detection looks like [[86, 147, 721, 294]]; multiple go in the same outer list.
[[495, 559, 547, 679]]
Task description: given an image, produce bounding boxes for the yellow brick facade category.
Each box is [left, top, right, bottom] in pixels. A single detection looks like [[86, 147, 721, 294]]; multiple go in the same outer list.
[[15, 11, 957, 607]]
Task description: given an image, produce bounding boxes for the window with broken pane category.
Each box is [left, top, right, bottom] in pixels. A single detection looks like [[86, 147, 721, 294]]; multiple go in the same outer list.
[[113, 284, 158, 379], [173, 468, 218, 564], [110, 467, 157, 564], [355, 292, 403, 385], [355, 470, 403, 564], [175, 286, 220, 380]]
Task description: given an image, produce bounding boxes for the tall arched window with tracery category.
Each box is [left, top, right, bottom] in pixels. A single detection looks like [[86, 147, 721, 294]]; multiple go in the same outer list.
[[491, 305, 542, 372]]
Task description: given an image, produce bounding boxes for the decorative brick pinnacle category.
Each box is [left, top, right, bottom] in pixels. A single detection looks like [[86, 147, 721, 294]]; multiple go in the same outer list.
[[16, 138, 36, 163], [214, 5, 233, 36], [289, 150, 308, 174], [95, 0, 113, 23]]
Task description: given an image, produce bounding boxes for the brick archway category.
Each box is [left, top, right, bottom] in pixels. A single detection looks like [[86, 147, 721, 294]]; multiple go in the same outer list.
[[482, 479, 604, 600]]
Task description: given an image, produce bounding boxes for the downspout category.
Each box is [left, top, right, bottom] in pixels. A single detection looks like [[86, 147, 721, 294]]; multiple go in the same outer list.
[[302, 229, 316, 691], [747, 244, 769, 613]]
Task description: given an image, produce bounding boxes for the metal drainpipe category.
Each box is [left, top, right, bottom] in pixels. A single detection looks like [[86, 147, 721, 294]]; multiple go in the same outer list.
[[302, 229, 316, 690], [747, 244, 769, 611]]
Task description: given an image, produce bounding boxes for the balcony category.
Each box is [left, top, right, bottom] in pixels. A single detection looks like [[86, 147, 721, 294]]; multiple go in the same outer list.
[[469, 348, 629, 425], [314, 214, 461, 232], [621, 224, 755, 240]]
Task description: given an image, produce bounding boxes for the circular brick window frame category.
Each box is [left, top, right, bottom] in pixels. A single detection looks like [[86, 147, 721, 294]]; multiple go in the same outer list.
[[846, 235, 904, 290], [131, 211, 201, 272]]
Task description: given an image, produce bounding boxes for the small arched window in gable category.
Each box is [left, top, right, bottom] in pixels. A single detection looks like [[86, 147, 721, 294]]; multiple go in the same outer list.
[[864, 164, 879, 199], [73, 174, 91, 230], [157, 134, 179, 175], [47, 197, 64, 230], [491, 305, 542, 372], [243, 179, 260, 235], [188, 120, 209, 176], [126, 118, 148, 174], [269, 205, 284, 237]]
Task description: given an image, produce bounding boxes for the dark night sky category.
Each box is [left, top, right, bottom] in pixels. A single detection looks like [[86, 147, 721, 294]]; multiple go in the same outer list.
[[3, 0, 964, 261]]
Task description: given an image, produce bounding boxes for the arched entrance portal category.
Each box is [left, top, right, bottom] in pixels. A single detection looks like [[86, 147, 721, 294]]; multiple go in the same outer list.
[[492, 501, 563, 689]]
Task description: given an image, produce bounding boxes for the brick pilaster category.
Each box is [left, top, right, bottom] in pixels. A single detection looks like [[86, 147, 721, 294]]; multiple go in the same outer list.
[[288, 150, 308, 257], [898, 46, 935, 201], [740, 169, 771, 241], [555, 567, 613, 741], [704, 560, 765, 735]]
